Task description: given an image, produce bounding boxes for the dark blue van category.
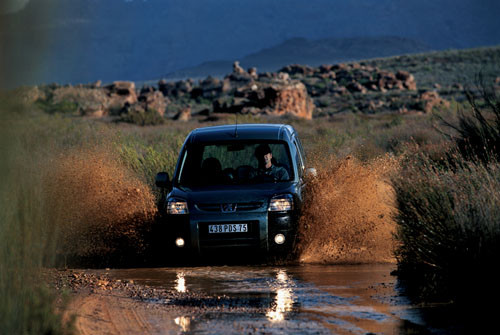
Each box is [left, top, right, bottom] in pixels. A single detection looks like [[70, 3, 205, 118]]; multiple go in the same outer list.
[[155, 124, 313, 255]]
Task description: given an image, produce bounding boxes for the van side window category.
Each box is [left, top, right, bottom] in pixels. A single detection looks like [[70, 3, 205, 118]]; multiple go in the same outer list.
[[296, 137, 306, 166], [293, 140, 304, 178]]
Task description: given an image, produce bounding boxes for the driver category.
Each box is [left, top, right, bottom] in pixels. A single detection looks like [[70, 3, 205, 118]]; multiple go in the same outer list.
[[253, 144, 289, 181]]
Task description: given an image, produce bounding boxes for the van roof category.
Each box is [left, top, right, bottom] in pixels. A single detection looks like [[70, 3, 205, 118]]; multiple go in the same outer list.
[[187, 124, 295, 143]]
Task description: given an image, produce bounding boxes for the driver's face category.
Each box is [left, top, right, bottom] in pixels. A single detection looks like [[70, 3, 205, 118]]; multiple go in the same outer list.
[[263, 153, 272, 165]]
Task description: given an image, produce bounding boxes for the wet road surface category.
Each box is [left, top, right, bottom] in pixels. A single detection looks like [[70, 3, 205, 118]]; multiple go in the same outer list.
[[89, 264, 463, 334]]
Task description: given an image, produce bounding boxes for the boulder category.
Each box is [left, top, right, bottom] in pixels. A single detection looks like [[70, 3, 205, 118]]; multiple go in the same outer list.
[[319, 71, 336, 79], [279, 64, 315, 76], [319, 64, 333, 73], [420, 91, 450, 113], [139, 85, 155, 95], [173, 106, 191, 121], [105, 81, 138, 111], [248, 67, 258, 79], [396, 70, 417, 90], [191, 76, 223, 99], [175, 80, 193, 96], [377, 71, 401, 90], [267, 81, 314, 119], [226, 69, 253, 84], [277, 72, 290, 82], [158, 79, 173, 95], [346, 82, 367, 94], [221, 78, 232, 92], [200, 76, 220, 88], [138, 90, 167, 116], [90, 80, 102, 89], [332, 63, 348, 71], [158, 79, 192, 97], [233, 61, 246, 75]]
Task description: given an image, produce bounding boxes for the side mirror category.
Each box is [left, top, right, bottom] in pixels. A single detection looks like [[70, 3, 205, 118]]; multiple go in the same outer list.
[[305, 168, 317, 178], [155, 172, 171, 189]]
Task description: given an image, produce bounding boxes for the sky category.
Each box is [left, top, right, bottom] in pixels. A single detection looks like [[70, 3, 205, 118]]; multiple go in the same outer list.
[[1, 0, 499, 88]]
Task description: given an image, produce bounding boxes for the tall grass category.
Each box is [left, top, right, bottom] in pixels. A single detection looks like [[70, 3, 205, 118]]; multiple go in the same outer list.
[[115, 128, 186, 189], [393, 87, 500, 302], [393, 153, 500, 301], [443, 86, 500, 163], [0, 100, 74, 334]]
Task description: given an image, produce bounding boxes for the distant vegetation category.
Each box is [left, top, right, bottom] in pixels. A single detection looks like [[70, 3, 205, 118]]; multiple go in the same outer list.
[[365, 46, 500, 90]]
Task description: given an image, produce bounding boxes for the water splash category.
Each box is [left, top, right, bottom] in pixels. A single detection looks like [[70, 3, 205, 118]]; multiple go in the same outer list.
[[296, 155, 398, 264], [43, 147, 157, 266]]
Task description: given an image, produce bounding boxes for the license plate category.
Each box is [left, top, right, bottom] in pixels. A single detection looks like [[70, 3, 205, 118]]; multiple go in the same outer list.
[[208, 223, 248, 234]]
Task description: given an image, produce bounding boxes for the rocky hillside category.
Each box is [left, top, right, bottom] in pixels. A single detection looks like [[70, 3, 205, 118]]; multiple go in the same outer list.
[[24, 57, 465, 123], [14, 46, 498, 124]]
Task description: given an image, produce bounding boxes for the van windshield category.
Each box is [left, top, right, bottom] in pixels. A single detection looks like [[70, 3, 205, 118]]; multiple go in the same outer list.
[[177, 141, 293, 186]]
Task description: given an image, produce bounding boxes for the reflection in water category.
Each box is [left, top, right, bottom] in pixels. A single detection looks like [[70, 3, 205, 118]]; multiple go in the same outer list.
[[174, 316, 191, 332], [175, 272, 187, 293], [277, 269, 288, 283], [266, 270, 294, 322]]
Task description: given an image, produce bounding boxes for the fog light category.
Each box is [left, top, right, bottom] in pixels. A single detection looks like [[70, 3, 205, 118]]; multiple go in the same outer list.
[[274, 234, 285, 245], [175, 238, 185, 248]]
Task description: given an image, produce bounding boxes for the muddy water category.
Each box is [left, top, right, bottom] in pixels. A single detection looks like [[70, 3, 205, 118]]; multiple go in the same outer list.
[[99, 264, 460, 334]]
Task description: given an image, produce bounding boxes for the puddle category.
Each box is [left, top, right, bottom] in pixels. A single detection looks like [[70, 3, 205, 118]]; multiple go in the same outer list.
[[95, 264, 463, 334]]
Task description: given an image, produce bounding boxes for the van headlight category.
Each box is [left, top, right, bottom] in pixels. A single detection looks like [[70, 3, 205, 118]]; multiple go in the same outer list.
[[268, 194, 294, 212], [166, 198, 189, 214]]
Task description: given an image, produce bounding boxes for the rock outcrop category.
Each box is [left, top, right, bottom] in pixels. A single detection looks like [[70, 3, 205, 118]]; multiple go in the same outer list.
[[31, 58, 433, 122], [214, 80, 314, 120], [267, 81, 314, 119], [105, 81, 138, 112], [137, 90, 167, 116], [280, 62, 417, 95]]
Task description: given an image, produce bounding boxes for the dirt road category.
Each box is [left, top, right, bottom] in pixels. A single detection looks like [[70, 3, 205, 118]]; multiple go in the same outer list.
[[68, 293, 179, 335]]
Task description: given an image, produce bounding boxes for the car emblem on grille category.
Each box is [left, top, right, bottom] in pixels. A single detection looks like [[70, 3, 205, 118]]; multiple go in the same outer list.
[[221, 203, 237, 213]]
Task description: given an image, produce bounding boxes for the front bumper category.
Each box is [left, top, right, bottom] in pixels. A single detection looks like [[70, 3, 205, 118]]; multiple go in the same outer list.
[[162, 210, 296, 253]]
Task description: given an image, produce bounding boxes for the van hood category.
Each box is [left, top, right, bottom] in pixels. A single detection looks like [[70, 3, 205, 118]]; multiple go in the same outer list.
[[169, 183, 295, 204]]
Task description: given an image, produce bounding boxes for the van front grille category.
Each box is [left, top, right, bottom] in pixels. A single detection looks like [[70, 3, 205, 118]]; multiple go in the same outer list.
[[195, 202, 264, 212]]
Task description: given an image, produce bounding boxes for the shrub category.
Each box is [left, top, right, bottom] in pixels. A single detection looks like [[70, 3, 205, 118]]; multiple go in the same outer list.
[[443, 87, 500, 163], [36, 99, 79, 115], [120, 107, 165, 126]]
